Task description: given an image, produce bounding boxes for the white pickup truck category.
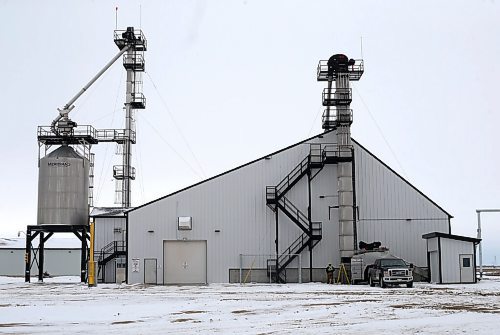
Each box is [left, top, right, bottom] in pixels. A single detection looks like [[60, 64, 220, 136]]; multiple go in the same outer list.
[[368, 257, 413, 288], [351, 250, 391, 284]]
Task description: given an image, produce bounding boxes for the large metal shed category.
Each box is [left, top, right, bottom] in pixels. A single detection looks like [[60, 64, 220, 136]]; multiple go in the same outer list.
[[422, 232, 481, 284], [126, 129, 452, 284]]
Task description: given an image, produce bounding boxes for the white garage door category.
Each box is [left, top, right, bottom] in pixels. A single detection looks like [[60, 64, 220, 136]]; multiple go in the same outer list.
[[163, 240, 207, 284]]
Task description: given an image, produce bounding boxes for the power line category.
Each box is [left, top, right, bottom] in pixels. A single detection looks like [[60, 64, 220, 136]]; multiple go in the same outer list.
[[95, 71, 123, 204], [133, 131, 146, 204], [307, 105, 323, 137], [145, 71, 207, 178], [138, 113, 204, 180], [353, 87, 408, 178]]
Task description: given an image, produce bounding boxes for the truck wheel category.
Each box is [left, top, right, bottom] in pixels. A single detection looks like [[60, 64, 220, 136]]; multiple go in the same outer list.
[[379, 276, 386, 288], [406, 282, 413, 288], [369, 276, 375, 287]]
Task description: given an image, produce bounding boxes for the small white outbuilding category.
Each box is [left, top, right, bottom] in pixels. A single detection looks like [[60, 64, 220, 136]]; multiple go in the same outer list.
[[422, 232, 481, 284]]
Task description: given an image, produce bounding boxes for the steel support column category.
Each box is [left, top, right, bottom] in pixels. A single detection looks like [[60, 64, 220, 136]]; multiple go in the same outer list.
[[38, 232, 45, 281], [24, 229, 32, 282]]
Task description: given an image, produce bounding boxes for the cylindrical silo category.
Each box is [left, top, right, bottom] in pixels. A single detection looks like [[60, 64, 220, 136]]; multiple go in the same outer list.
[[37, 145, 89, 225]]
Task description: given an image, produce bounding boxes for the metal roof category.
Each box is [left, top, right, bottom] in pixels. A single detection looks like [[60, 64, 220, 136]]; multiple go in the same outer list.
[[90, 207, 131, 217], [422, 232, 481, 243]]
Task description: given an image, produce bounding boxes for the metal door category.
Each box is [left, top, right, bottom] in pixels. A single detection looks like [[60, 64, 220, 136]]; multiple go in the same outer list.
[[459, 254, 474, 283], [429, 251, 439, 283], [163, 240, 207, 284], [144, 258, 157, 284]]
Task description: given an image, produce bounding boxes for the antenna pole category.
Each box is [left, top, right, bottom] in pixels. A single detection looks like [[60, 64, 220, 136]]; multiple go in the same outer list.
[[115, 6, 118, 30], [360, 36, 364, 59]]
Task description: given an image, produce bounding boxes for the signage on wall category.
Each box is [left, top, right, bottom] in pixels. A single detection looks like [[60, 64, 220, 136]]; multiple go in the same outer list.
[[132, 258, 140, 272]]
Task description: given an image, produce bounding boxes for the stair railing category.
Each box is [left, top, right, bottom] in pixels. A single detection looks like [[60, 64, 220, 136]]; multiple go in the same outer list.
[[280, 197, 309, 228]]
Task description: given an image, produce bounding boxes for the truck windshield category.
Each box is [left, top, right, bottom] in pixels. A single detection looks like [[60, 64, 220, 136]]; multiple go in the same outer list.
[[380, 259, 406, 267]]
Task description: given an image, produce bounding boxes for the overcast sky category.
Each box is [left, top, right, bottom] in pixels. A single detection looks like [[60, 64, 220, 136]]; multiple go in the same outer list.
[[1, 0, 499, 264]]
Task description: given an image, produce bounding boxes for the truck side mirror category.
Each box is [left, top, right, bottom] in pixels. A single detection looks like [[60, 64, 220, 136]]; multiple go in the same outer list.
[[410, 263, 414, 269]]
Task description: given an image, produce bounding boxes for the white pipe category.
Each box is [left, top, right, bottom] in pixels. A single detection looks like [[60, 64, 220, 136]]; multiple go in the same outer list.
[[477, 211, 482, 278], [475, 208, 500, 279]]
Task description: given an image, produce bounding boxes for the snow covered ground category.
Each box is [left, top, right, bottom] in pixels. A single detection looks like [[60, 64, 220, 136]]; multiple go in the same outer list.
[[0, 276, 499, 334]]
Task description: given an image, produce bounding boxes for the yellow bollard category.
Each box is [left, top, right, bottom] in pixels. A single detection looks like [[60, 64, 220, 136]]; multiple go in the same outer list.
[[88, 221, 97, 287]]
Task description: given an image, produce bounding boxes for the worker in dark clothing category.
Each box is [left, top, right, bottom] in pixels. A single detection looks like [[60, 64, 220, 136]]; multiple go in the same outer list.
[[326, 263, 335, 284]]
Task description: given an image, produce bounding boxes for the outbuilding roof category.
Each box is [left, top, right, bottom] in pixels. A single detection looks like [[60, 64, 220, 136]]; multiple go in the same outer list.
[[422, 232, 481, 243], [0, 237, 81, 249], [90, 207, 131, 218]]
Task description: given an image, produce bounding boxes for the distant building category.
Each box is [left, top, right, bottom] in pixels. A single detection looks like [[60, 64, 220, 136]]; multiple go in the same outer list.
[[0, 238, 81, 277]]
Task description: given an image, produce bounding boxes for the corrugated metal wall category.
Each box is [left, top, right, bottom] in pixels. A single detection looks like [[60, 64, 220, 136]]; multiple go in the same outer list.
[[128, 131, 339, 284], [440, 238, 474, 283], [128, 131, 451, 283], [93, 217, 126, 283], [94, 217, 126, 252], [0, 249, 81, 276], [354, 142, 450, 266]]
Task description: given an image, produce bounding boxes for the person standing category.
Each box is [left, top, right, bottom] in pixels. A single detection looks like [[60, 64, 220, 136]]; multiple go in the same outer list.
[[326, 263, 335, 284]]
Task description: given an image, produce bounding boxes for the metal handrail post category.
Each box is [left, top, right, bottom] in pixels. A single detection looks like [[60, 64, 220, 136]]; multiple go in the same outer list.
[[298, 254, 302, 284], [239, 254, 243, 284]]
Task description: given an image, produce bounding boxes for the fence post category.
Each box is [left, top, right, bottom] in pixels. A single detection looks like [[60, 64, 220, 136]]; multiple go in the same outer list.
[[239, 254, 242, 284], [298, 254, 302, 284]]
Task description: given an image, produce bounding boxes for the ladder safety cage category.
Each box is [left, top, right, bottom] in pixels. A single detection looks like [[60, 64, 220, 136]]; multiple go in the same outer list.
[[130, 92, 146, 109], [322, 88, 352, 106], [322, 109, 353, 128], [123, 53, 145, 71], [113, 165, 136, 180]]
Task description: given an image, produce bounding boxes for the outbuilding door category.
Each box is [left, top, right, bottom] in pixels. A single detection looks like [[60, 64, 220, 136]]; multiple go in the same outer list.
[[459, 254, 474, 283], [144, 258, 157, 284], [163, 240, 207, 284], [429, 251, 440, 283]]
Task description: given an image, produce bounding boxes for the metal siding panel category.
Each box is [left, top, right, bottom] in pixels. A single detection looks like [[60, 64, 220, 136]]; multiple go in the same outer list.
[[0, 250, 24, 276], [95, 217, 126, 252], [44, 249, 81, 276], [128, 132, 341, 283], [128, 132, 449, 283], [440, 238, 474, 283], [354, 143, 449, 267], [0, 249, 81, 276]]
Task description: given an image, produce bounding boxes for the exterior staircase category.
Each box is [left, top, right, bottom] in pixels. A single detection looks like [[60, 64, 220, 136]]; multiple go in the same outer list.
[[96, 240, 126, 283], [265, 143, 352, 283]]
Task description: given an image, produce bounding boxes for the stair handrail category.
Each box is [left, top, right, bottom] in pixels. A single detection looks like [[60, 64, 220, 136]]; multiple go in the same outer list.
[[99, 240, 125, 257], [278, 233, 307, 264], [275, 156, 309, 196], [280, 196, 309, 227]]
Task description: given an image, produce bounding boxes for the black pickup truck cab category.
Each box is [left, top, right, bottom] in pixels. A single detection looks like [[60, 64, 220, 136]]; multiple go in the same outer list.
[[368, 258, 413, 288]]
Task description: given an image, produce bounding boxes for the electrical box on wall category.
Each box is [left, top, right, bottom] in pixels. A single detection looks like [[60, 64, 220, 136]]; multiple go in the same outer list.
[[178, 216, 193, 230]]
